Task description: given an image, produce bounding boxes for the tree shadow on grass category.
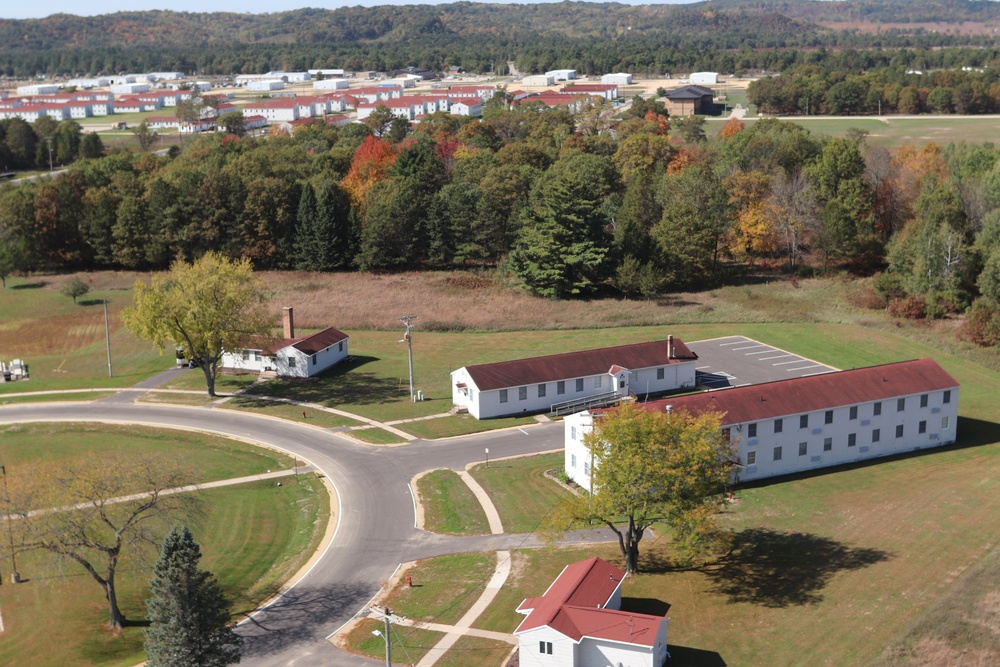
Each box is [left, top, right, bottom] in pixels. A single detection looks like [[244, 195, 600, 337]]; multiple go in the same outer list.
[[244, 356, 405, 407], [9, 281, 45, 289], [622, 596, 670, 616], [702, 528, 892, 608], [667, 644, 728, 667], [78, 298, 107, 306]]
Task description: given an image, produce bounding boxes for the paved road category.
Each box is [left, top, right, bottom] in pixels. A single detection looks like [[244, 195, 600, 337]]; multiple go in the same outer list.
[[0, 402, 570, 665]]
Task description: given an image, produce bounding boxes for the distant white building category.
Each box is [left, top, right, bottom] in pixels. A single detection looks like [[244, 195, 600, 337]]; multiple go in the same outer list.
[[564, 358, 960, 490], [247, 79, 285, 92], [601, 72, 633, 86], [16, 84, 59, 96], [221, 308, 350, 378], [242, 99, 299, 122], [690, 72, 719, 85], [148, 71, 185, 81], [546, 69, 577, 81], [309, 68, 345, 77], [515, 557, 669, 667], [521, 74, 555, 87], [110, 83, 151, 94], [452, 337, 698, 420], [449, 98, 482, 117], [67, 77, 111, 89], [313, 79, 350, 91]]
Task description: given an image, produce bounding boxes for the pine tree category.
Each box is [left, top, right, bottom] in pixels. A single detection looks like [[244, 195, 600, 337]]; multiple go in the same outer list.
[[144, 526, 242, 667], [293, 182, 319, 271]]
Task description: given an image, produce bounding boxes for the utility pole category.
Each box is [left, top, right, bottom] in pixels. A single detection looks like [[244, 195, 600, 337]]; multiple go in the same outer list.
[[1, 466, 19, 584], [103, 298, 113, 378], [399, 316, 417, 402], [371, 606, 393, 666], [46, 138, 54, 172]]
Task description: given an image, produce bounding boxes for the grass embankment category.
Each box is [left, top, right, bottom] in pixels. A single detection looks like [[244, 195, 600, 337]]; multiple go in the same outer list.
[[403, 414, 538, 439], [342, 619, 442, 666], [469, 452, 567, 534], [220, 396, 363, 428], [0, 424, 329, 667], [0, 391, 116, 405], [417, 469, 490, 535]]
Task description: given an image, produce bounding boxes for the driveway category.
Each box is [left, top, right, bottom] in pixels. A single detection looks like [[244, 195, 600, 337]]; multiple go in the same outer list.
[[0, 402, 569, 666], [687, 335, 837, 390]]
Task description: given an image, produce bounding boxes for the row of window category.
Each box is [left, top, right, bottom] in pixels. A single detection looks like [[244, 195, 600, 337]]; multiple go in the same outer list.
[[746, 416, 951, 464], [739, 391, 952, 438], [568, 453, 591, 474], [498, 377, 591, 403], [242, 341, 344, 369]]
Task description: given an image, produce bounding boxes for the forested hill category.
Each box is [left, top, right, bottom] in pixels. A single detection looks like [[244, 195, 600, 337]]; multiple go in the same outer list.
[[705, 0, 1000, 24], [3, 2, 1000, 77]]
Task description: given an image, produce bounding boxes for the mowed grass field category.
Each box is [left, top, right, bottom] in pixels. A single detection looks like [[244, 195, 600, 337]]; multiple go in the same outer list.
[[0, 424, 329, 667], [722, 116, 1000, 148]]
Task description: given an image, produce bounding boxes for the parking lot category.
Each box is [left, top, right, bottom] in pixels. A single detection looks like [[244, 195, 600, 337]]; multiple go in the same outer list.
[[686, 336, 838, 389]]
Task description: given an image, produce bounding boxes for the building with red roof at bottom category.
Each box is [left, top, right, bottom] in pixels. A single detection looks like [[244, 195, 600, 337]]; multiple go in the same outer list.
[[514, 556, 669, 667]]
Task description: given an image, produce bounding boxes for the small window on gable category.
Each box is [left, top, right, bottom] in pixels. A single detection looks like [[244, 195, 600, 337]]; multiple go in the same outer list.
[[288, 356, 297, 368], [656, 367, 665, 380], [943, 390, 951, 404], [338, 341, 343, 352]]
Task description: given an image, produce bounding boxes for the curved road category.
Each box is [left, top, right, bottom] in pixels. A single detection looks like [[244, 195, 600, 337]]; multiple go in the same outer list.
[[0, 402, 569, 665]]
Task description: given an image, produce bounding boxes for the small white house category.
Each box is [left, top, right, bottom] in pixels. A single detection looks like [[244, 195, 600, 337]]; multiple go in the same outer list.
[[522, 74, 555, 87], [515, 557, 669, 667], [220, 307, 349, 378], [601, 73, 633, 86], [689, 72, 719, 85], [451, 337, 698, 419], [565, 358, 960, 490], [449, 99, 482, 117]]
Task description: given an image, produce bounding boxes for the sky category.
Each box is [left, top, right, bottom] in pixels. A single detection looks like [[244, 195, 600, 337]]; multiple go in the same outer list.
[[3, 0, 701, 21]]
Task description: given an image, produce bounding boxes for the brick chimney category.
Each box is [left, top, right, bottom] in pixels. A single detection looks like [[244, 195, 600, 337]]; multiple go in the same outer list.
[[283, 307, 295, 339], [667, 335, 675, 359]]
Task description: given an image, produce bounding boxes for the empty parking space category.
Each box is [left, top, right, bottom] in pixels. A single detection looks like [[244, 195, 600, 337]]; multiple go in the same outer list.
[[687, 336, 838, 389]]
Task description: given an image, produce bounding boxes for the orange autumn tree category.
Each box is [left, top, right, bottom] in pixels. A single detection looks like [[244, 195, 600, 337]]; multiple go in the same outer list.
[[720, 117, 745, 139], [725, 170, 780, 263], [341, 135, 397, 212]]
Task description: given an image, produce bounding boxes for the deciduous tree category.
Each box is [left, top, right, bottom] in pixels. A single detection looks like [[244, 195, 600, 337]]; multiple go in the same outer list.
[[123, 252, 275, 396]]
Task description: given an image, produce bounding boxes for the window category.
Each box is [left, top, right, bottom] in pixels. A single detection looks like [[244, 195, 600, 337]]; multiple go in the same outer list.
[[570, 426, 577, 440], [872, 429, 880, 443], [499, 389, 508, 404], [595, 376, 603, 389], [656, 367, 665, 380], [539, 641, 552, 655], [897, 398, 906, 412], [748, 423, 757, 438], [576, 378, 584, 392], [242, 350, 250, 360], [583, 462, 590, 475], [942, 416, 950, 430], [896, 424, 904, 438], [722, 427, 731, 440], [825, 410, 834, 425], [773, 446, 782, 461], [918, 420, 927, 434], [774, 418, 783, 434], [800, 414, 809, 429], [824, 437, 832, 452], [746, 451, 756, 465], [799, 442, 807, 456], [311, 355, 316, 366], [557, 381, 565, 395], [338, 341, 343, 352], [570, 454, 577, 467], [538, 383, 546, 398], [943, 390, 952, 404], [849, 406, 858, 420], [518, 386, 527, 401], [848, 433, 856, 447], [920, 394, 928, 408], [874, 402, 882, 416], [288, 356, 296, 368]]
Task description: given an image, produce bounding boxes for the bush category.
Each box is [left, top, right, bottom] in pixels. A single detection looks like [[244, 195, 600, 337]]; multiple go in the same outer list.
[[959, 298, 1000, 347], [60, 275, 90, 304], [888, 295, 927, 319]]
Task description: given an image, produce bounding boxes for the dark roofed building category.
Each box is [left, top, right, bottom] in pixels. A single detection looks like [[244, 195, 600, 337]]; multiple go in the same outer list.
[[664, 84, 714, 115], [451, 337, 698, 419]]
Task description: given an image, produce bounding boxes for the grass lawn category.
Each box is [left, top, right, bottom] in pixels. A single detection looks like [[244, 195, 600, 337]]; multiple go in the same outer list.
[[469, 452, 567, 534], [403, 414, 538, 440], [350, 427, 408, 444], [0, 391, 116, 405], [220, 396, 363, 428], [433, 635, 514, 667], [417, 469, 490, 535], [341, 618, 442, 666], [0, 422, 294, 482], [0, 468, 328, 666], [162, 371, 259, 394], [137, 391, 214, 406], [734, 115, 1000, 148], [385, 552, 497, 626]]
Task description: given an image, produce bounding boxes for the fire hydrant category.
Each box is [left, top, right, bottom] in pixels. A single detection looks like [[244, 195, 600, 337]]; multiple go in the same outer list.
[[302, 410, 307, 419], [407, 576, 412, 587]]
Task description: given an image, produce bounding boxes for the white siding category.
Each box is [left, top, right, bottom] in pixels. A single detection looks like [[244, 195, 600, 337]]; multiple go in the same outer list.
[[517, 627, 576, 667], [578, 636, 657, 667], [601, 73, 633, 86]]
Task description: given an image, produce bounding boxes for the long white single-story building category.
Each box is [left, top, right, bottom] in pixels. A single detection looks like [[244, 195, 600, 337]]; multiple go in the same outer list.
[[565, 358, 960, 489], [451, 337, 698, 419], [220, 307, 349, 378], [515, 556, 669, 667]]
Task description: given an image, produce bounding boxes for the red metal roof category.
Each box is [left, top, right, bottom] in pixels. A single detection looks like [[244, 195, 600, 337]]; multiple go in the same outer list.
[[614, 358, 958, 424], [514, 557, 662, 646], [292, 327, 349, 355], [463, 338, 696, 391]]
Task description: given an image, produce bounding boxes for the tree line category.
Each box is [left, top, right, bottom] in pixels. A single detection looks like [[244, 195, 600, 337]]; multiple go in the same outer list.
[[3, 95, 1000, 342]]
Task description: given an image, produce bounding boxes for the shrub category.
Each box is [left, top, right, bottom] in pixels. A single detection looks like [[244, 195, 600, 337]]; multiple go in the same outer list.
[[959, 298, 1000, 347], [888, 295, 927, 319]]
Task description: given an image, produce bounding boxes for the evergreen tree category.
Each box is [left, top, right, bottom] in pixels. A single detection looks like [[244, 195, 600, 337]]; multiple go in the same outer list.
[[293, 182, 320, 271], [144, 526, 242, 667]]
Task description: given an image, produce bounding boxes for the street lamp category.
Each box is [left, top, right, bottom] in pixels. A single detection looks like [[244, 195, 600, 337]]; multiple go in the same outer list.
[[398, 316, 417, 402], [371, 628, 391, 666]]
